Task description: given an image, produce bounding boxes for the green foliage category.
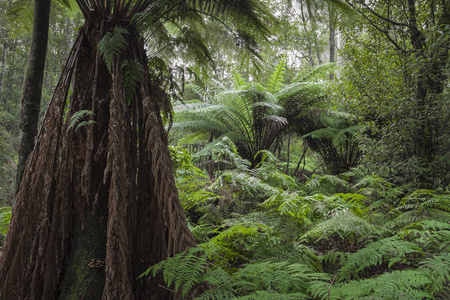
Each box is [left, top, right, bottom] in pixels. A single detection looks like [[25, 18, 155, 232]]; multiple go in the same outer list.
[[144, 145, 450, 299], [332, 270, 433, 299], [264, 57, 286, 94], [97, 26, 129, 73], [0, 206, 11, 246], [139, 247, 208, 298], [0, 206, 11, 235], [67, 110, 95, 132], [340, 236, 423, 279], [122, 59, 144, 101]]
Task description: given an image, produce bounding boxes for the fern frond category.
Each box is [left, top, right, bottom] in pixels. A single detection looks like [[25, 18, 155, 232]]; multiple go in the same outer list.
[[295, 62, 338, 82], [232, 261, 328, 296], [122, 59, 144, 101], [98, 26, 129, 73], [340, 236, 423, 279], [333, 270, 433, 299], [265, 57, 286, 94], [233, 291, 308, 299], [419, 253, 450, 294], [139, 247, 207, 298], [300, 211, 381, 244], [68, 110, 95, 132]]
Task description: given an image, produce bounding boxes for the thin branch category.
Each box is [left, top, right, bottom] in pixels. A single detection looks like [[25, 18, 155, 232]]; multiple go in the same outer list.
[[344, 0, 406, 53], [328, 273, 338, 300], [355, 0, 409, 27]]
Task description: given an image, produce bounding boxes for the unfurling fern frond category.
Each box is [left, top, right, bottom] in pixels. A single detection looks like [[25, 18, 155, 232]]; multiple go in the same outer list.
[[139, 247, 207, 298], [98, 26, 129, 73], [68, 110, 95, 132]]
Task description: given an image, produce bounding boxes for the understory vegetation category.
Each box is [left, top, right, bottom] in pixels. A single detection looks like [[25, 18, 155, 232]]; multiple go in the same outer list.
[[141, 142, 450, 299]]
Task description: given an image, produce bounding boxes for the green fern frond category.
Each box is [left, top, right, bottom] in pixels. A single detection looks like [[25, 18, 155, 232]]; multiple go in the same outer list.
[[333, 270, 433, 299], [98, 26, 129, 73], [139, 247, 207, 298], [265, 57, 286, 94], [300, 211, 381, 244], [295, 62, 338, 82], [122, 59, 144, 101], [419, 253, 450, 294], [232, 261, 328, 296], [399, 220, 450, 250], [233, 291, 308, 299], [68, 110, 95, 132], [233, 70, 247, 89], [340, 236, 423, 279]]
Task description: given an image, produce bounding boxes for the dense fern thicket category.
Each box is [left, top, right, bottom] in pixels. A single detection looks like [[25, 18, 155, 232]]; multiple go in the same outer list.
[[142, 143, 450, 299]]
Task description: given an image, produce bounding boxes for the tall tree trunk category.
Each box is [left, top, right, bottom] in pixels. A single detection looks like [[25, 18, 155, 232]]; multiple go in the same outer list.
[[306, 1, 323, 65], [329, 4, 336, 79], [0, 34, 8, 103], [16, 0, 51, 192]]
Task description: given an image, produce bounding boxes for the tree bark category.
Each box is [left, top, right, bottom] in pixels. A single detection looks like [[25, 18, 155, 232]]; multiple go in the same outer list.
[[16, 0, 51, 193]]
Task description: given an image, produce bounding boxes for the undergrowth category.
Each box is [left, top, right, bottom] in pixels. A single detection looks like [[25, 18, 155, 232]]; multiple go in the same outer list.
[[143, 143, 450, 299]]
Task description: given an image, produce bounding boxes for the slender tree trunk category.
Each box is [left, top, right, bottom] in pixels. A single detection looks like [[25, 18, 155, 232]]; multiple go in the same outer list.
[[306, 2, 322, 65], [329, 4, 336, 79], [16, 0, 51, 192], [285, 133, 291, 174], [0, 36, 8, 103]]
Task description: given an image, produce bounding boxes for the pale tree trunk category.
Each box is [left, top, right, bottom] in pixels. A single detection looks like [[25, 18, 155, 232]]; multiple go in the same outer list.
[[306, 1, 323, 65], [0, 37, 7, 103], [329, 4, 336, 79], [16, 0, 51, 192]]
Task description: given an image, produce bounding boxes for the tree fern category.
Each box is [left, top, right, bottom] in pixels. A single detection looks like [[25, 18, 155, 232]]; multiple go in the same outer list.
[[199, 223, 273, 266]]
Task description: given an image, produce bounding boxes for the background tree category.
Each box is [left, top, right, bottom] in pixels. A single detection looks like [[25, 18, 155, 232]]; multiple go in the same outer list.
[[15, 0, 51, 192], [338, 0, 450, 188]]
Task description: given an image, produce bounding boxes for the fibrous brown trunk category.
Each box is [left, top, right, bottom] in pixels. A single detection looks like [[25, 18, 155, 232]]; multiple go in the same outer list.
[[16, 0, 51, 193], [0, 9, 196, 300]]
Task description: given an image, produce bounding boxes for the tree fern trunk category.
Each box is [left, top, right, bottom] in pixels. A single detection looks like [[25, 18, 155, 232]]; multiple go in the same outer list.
[[0, 13, 195, 300]]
